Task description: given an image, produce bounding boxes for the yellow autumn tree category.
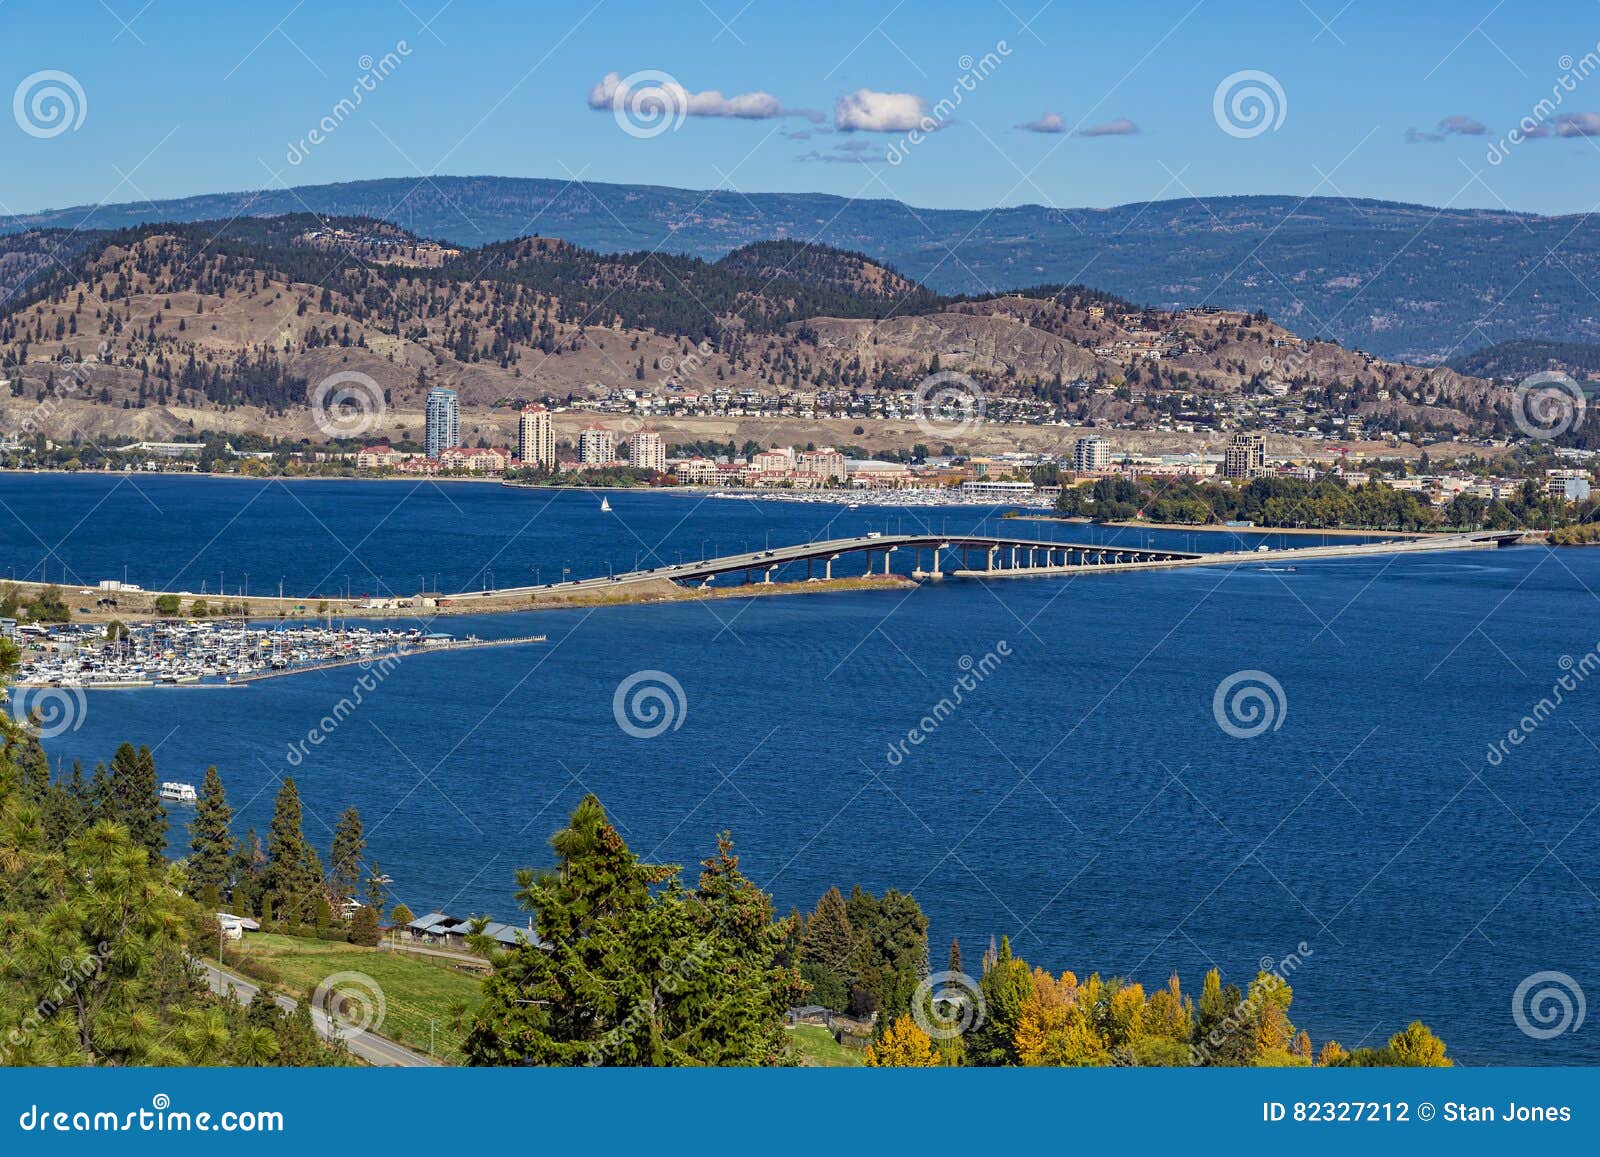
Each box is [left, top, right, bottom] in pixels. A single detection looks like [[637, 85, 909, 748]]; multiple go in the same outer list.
[[1014, 968, 1111, 1066], [1143, 971, 1192, 1041], [1387, 1021, 1452, 1067], [1014, 968, 1075, 1064], [1317, 1039, 1348, 1067], [863, 1014, 939, 1067], [1105, 982, 1147, 1050]]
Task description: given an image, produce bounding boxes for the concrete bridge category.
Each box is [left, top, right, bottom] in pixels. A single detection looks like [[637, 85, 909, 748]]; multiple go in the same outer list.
[[445, 529, 1525, 601]]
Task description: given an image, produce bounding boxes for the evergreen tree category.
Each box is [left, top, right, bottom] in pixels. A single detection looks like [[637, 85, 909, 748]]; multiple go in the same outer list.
[[328, 806, 364, 915], [464, 795, 799, 1067], [39, 759, 88, 845], [349, 905, 380, 946], [105, 742, 166, 859], [187, 765, 235, 900], [263, 777, 320, 924], [363, 859, 389, 918], [798, 886, 855, 1012], [968, 936, 1033, 1065], [464, 794, 675, 1065]]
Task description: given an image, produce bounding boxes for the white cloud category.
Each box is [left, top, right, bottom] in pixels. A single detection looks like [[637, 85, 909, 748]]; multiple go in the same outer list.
[[1016, 112, 1065, 134], [1437, 114, 1487, 136], [1555, 112, 1600, 137], [587, 72, 817, 121], [1077, 117, 1140, 137], [834, 89, 930, 132]]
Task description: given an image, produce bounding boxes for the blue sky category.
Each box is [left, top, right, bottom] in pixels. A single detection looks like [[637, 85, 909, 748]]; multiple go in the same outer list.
[[2, 0, 1599, 217]]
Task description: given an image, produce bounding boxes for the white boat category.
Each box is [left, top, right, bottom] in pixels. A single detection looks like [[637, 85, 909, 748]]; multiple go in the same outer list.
[[159, 782, 198, 803], [600, 497, 612, 512]]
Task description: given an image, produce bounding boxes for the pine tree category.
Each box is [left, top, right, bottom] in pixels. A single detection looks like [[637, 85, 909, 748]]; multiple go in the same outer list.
[[187, 765, 235, 900], [40, 759, 88, 845], [105, 742, 166, 859], [798, 886, 855, 1011], [349, 904, 380, 946], [328, 806, 364, 915], [465, 794, 674, 1065], [969, 935, 1033, 1066], [465, 795, 798, 1067], [363, 859, 389, 917], [263, 777, 320, 924], [686, 833, 806, 1065]]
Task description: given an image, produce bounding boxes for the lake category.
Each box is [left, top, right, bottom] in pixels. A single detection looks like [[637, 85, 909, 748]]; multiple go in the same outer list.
[[5, 473, 1597, 1064]]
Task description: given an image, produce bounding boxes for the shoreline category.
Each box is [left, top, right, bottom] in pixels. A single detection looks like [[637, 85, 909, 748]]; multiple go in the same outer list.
[[1004, 513, 1440, 539], [3, 573, 918, 626]]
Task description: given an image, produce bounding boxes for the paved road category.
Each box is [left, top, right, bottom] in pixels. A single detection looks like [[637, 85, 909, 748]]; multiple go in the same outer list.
[[442, 531, 1199, 600], [197, 958, 439, 1067], [445, 529, 1524, 598]]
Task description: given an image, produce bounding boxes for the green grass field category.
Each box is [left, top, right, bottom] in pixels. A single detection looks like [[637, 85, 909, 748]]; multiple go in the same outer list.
[[226, 933, 485, 1063], [789, 1023, 865, 1067]]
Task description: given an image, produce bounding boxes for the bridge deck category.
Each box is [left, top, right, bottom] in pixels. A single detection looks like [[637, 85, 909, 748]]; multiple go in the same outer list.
[[444, 530, 1523, 601]]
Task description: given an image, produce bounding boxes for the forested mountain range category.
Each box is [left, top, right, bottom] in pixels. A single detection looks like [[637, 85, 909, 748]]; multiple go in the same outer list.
[[1447, 338, 1600, 380], [3, 176, 1595, 362], [0, 213, 1517, 447]]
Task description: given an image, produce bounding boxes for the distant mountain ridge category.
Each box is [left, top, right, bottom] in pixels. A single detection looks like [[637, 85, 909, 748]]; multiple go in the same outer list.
[[1447, 338, 1600, 381], [3, 176, 1595, 362]]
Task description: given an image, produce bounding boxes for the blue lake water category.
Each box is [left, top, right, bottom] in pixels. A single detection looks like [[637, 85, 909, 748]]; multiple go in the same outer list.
[[4, 473, 1598, 1064]]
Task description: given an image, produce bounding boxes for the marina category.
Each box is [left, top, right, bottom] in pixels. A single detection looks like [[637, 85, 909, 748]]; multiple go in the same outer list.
[[12, 620, 548, 689]]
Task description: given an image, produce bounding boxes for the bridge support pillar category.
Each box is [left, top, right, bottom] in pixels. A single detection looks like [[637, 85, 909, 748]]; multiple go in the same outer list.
[[986, 548, 996, 572], [883, 547, 893, 576], [764, 566, 776, 584]]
